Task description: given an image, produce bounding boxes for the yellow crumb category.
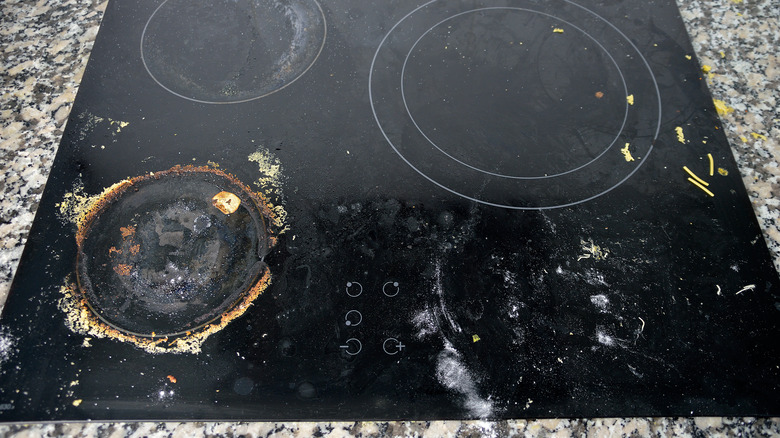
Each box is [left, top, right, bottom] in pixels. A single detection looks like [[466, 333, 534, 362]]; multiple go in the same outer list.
[[72, 399, 82, 407], [626, 94, 634, 105], [750, 132, 767, 140], [701, 65, 712, 73], [553, 28, 564, 33], [718, 168, 729, 176], [211, 191, 241, 214], [719, 51, 726, 58], [620, 143, 635, 162], [675, 126, 685, 143], [713, 99, 734, 115], [472, 334, 481, 342], [740, 136, 748, 143], [685, 55, 692, 60]]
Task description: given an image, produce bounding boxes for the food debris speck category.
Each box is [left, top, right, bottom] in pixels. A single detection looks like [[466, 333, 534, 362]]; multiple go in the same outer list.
[[72, 399, 82, 407], [595, 91, 604, 99], [701, 65, 712, 73], [713, 99, 734, 115], [167, 375, 177, 383], [578, 238, 609, 261], [620, 143, 635, 162], [212, 191, 241, 214], [113, 263, 132, 276], [626, 94, 634, 105], [553, 28, 564, 33], [685, 55, 692, 60], [472, 334, 481, 343], [675, 126, 686, 143], [750, 132, 767, 141], [120, 226, 135, 238], [718, 168, 729, 176]]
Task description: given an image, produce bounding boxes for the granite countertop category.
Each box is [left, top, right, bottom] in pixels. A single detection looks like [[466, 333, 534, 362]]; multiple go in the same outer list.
[[0, 0, 778, 436]]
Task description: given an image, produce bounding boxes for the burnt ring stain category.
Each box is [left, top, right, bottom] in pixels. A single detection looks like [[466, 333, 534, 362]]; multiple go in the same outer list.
[[75, 165, 275, 342]]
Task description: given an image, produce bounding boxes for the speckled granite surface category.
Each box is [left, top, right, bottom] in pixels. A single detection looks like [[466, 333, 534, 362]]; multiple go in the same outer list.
[[0, 0, 778, 436]]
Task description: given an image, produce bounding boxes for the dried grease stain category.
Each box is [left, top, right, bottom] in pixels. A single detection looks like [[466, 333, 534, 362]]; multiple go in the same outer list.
[[57, 165, 285, 354]]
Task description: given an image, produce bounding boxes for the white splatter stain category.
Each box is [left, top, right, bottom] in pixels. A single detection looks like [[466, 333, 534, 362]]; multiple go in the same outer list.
[[596, 329, 615, 347], [436, 341, 494, 418], [434, 260, 461, 334], [590, 294, 609, 312], [502, 270, 517, 287], [412, 306, 438, 340], [0, 329, 14, 365]]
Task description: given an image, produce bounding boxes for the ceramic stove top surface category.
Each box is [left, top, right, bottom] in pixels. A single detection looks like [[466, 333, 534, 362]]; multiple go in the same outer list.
[[0, 0, 778, 422]]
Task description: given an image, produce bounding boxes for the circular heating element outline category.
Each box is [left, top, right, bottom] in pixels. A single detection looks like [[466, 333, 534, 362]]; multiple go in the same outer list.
[[369, 0, 662, 210], [140, 0, 327, 104], [401, 8, 629, 180], [75, 166, 273, 339]]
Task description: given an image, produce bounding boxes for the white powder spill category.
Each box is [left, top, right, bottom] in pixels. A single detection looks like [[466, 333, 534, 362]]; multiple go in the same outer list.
[[434, 260, 461, 333], [412, 306, 438, 339], [436, 341, 494, 418], [590, 294, 609, 311], [596, 329, 615, 347], [582, 269, 610, 287], [0, 329, 15, 365], [502, 270, 517, 287]]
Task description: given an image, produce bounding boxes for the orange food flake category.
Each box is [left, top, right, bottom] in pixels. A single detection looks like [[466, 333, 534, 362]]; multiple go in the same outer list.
[[113, 263, 132, 276], [167, 375, 177, 383], [120, 226, 136, 238]]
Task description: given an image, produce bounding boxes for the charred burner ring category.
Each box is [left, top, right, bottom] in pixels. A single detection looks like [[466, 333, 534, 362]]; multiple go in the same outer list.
[[75, 165, 271, 338]]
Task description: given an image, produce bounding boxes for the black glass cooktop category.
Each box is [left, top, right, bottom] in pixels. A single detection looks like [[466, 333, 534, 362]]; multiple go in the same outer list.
[[1, 0, 778, 422]]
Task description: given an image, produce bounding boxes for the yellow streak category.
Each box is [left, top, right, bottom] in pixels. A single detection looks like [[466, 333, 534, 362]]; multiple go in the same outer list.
[[707, 154, 714, 176], [687, 178, 715, 197], [683, 166, 709, 186]]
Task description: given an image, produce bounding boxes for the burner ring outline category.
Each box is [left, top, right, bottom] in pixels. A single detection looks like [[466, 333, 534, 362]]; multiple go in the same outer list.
[[369, 0, 663, 210], [400, 7, 630, 180], [140, 0, 327, 104]]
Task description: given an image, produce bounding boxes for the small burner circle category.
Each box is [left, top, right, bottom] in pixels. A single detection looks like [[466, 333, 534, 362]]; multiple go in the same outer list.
[[141, 0, 327, 104]]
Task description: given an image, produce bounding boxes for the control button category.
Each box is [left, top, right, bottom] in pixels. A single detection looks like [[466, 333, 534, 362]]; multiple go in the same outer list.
[[382, 337, 405, 355], [346, 281, 363, 297], [344, 310, 363, 327], [339, 338, 362, 356], [382, 281, 399, 297]]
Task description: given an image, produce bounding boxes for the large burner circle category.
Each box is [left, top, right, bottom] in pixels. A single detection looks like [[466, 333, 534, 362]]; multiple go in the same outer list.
[[141, 0, 326, 104], [76, 166, 271, 337], [369, 0, 662, 209]]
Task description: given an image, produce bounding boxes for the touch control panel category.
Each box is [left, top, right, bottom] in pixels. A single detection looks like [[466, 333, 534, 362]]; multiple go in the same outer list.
[[341, 280, 406, 357]]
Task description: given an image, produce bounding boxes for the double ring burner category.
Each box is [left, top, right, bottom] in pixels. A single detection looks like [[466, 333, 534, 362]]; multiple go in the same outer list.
[[370, 0, 662, 209]]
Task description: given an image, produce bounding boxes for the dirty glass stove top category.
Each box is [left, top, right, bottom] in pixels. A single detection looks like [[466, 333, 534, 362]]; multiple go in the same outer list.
[[0, 0, 778, 422]]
